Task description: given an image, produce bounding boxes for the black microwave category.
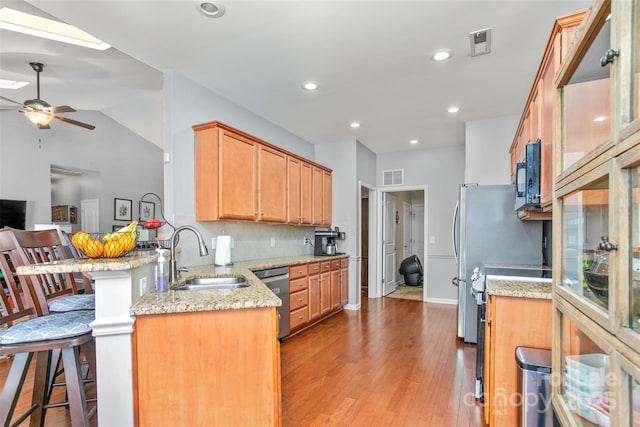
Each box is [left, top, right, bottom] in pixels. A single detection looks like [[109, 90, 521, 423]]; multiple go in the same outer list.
[[514, 139, 541, 211]]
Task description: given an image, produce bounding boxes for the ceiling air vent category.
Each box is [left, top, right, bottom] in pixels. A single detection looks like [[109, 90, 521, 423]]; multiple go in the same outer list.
[[382, 169, 404, 186], [469, 28, 492, 57]]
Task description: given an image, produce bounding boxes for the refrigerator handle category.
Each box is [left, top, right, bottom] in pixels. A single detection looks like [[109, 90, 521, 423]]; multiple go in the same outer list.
[[451, 201, 459, 264]]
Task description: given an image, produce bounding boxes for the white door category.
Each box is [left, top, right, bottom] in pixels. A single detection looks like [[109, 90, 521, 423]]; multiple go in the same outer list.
[[382, 193, 397, 296], [412, 204, 425, 265], [403, 202, 412, 260], [81, 199, 100, 233]]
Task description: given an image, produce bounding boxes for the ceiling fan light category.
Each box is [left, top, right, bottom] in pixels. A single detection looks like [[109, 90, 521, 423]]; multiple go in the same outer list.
[[25, 110, 53, 126]]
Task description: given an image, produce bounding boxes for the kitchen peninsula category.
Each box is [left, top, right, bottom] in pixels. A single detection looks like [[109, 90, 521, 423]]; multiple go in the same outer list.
[[16, 252, 349, 427]]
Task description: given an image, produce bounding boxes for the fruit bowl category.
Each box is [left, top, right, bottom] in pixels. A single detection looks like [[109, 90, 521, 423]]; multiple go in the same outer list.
[[71, 224, 138, 258]]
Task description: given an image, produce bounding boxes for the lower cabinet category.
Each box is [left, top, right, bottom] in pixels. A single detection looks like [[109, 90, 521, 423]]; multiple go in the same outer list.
[[133, 308, 281, 426], [288, 258, 348, 336], [484, 294, 552, 427]]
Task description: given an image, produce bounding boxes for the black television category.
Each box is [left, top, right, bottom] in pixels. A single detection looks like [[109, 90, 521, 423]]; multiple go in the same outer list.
[[0, 199, 27, 229]]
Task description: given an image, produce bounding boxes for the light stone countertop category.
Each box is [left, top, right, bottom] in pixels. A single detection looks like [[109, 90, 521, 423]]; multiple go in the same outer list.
[[486, 275, 553, 300], [131, 255, 349, 315], [16, 251, 349, 316]]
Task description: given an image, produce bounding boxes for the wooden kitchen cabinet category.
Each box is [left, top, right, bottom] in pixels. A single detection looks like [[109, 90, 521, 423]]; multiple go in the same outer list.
[[509, 11, 585, 220], [194, 121, 331, 225], [483, 295, 552, 427], [320, 261, 332, 315], [553, 1, 640, 425], [340, 258, 348, 306], [133, 308, 281, 426], [330, 259, 341, 309], [308, 264, 321, 320]]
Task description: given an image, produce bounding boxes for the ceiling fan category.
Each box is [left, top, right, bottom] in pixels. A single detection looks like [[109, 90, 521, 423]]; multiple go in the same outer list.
[[0, 62, 95, 130]]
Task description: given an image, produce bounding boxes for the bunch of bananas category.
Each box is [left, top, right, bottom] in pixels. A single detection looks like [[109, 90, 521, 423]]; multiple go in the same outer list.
[[71, 220, 138, 258]]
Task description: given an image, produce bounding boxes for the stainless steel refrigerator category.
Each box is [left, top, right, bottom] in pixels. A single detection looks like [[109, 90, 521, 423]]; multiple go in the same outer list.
[[451, 184, 542, 343]]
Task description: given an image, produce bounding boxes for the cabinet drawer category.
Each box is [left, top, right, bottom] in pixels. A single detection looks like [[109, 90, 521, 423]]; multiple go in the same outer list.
[[320, 261, 331, 273], [289, 264, 308, 280], [290, 306, 309, 329], [308, 262, 320, 275], [290, 277, 308, 292], [290, 289, 309, 311], [330, 260, 341, 271], [341, 258, 348, 268]]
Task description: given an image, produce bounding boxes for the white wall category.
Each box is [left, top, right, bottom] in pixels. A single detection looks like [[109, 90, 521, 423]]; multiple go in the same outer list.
[[464, 115, 519, 185], [163, 71, 319, 267], [0, 111, 163, 232], [377, 145, 465, 302]]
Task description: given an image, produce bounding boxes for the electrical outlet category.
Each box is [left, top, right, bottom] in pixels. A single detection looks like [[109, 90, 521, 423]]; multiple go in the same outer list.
[[211, 237, 217, 250], [139, 277, 148, 295], [303, 237, 311, 245], [270, 237, 276, 247]]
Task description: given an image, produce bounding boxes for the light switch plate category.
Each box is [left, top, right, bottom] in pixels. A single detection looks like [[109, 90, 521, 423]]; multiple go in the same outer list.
[[139, 277, 148, 295]]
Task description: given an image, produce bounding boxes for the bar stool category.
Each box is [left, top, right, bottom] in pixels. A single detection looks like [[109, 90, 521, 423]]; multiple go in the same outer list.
[[0, 228, 96, 426], [10, 228, 94, 315]]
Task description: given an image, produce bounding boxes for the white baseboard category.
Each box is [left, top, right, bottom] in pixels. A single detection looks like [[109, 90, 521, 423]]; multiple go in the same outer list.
[[344, 303, 360, 311], [424, 297, 458, 305]]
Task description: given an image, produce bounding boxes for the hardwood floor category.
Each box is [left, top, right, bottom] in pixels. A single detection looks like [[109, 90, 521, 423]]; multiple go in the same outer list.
[[281, 297, 486, 427], [1, 297, 485, 426]]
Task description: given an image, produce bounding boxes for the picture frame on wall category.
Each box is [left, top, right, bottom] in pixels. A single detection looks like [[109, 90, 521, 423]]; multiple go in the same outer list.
[[114, 198, 132, 221], [69, 206, 78, 224], [139, 201, 155, 221]]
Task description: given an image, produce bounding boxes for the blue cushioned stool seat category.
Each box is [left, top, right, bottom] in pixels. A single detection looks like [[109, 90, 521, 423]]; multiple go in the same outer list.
[[0, 310, 94, 345], [48, 294, 95, 312]]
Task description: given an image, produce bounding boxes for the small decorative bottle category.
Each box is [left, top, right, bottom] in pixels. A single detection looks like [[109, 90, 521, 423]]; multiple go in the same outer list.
[[155, 248, 170, 292]]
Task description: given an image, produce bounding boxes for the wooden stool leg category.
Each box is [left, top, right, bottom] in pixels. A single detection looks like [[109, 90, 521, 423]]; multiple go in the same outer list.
[[30, 351, 52, 427], [0, 352, 34, 426], [61, 346, 89, 427]]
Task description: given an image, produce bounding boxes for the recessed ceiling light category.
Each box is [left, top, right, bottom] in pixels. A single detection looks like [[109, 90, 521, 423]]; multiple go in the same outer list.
[[0, 7, 110, 50], [448, 106, 460, 113], [302, 81, 319, 91], [0, 79, 28, 89], [350, 122, 360, 129], [593, 116, 607, 122], [431, 49, 453, 62], [197, 1, 225, 17], [410, 139, 419, 145]]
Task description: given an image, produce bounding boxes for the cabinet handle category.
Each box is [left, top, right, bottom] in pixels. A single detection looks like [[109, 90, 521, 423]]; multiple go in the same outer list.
[[600, 48, 620, 67], [298, 298, 303, 302]]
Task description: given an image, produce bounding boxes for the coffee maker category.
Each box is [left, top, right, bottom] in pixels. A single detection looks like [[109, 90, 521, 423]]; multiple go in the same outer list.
[[314, 227, 345, 256]]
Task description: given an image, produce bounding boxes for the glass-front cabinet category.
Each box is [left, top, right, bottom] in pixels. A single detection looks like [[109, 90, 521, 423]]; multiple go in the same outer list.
[[554, 0, 640, 425]]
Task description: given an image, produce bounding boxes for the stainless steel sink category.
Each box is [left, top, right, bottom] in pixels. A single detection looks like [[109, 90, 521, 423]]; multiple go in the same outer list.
[[174, 276, 249, 290]]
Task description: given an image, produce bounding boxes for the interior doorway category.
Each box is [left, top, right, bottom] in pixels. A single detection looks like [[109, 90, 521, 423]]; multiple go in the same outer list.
[[359, 182, 376, 301], [377, 186, 427, 301]]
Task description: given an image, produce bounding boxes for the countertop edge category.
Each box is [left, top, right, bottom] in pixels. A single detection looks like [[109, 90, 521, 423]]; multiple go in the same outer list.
[[486, 276, 553, 300]]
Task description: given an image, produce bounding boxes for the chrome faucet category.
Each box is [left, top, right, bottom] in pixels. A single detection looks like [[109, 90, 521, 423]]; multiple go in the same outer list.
[[170, 225, 209, 283]]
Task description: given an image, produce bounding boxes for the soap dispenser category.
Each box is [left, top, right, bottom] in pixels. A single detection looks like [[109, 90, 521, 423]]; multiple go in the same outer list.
[[155, 248, 170, 292]]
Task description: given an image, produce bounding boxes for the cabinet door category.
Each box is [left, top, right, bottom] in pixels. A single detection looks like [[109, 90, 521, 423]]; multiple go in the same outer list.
[[320, 272, 331, 315], [330, 269, 340, 309], [322, 170, 332, 226], [539, 34, 559, 212], [340, 267, 348, 306], [312, 166, 324, 225], [287, 157, 301, 224], [219, 130, 257, 220], [300, 162, 313, 225], [309, 274, 321, 320], [258, 144, 287, 223]]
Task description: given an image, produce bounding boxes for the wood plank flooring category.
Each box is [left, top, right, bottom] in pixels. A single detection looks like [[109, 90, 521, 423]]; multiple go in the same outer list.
[[0, 297, 485, 426], [281, 297, 487, 427]]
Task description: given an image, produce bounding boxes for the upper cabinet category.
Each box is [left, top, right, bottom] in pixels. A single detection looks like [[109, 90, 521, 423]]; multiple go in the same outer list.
[[510, 11, 585, 220], [553, 0, 640, 425], [193, 121, 332, 226]]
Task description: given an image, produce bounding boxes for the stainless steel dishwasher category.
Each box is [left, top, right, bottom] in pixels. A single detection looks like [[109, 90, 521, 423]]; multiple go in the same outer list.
[[254, 266, 290, 339]]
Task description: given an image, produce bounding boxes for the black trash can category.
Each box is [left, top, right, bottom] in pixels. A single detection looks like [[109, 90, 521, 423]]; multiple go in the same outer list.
[[516, 346, 556, 427], [399, 255, 423, 287]]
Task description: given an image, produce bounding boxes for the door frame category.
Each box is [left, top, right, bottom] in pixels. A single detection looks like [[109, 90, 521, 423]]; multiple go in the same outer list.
[[375, 185, 428, 299], [382, 192, 397, 296], [358, 181, 377, 301]]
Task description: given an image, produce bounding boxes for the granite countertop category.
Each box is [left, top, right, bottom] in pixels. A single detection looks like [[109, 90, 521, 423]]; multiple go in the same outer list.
[[486, 275, 553, 300], [15, 251, 158, 274], [132, 254, 349, 316]]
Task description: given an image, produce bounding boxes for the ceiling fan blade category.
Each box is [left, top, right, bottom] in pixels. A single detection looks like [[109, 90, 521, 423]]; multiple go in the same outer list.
[[0, 96, 24, 107], [49, 105, 76, 114], [54, 115, 96, 130]]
